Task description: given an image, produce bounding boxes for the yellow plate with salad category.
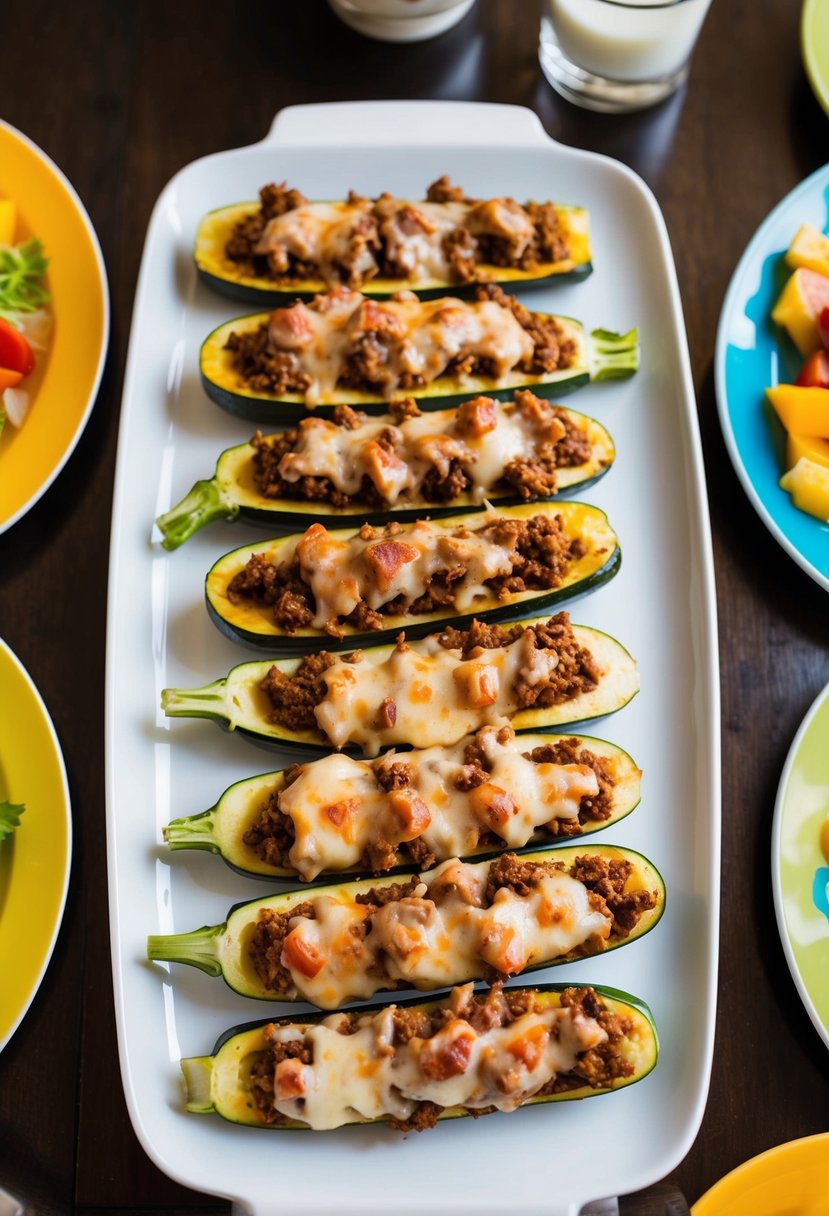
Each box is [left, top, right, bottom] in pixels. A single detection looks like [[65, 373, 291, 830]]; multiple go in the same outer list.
[[0, 637, 71, 1051], [0, 120, 108, 534]]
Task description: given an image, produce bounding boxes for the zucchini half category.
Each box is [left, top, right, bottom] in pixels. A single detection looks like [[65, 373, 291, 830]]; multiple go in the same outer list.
[[180, 982, 658, 1129], [162, 731, 643, 881], [205, 501, 621, 652], [199, 311, 639, 424], [147, 844, 665, 1004], [155, 403, 615, 550], [160, 617, 640, 757], [194, 201, 593, 307]]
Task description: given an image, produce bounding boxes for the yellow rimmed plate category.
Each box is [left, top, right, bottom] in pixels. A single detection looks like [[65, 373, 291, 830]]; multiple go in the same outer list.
[[0, 120, 108, 534], [0, 637, 71, 1051], [692, 1132, 829, 1215]]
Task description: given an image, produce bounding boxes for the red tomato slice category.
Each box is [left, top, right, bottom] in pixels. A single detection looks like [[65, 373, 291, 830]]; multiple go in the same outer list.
[[818, 305, 829, 351], [0, 317, 35, 377], [796, 350, 829, 389]]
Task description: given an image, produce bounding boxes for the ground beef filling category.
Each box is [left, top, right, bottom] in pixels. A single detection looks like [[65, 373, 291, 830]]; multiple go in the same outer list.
[[246, 393, 592, 511], [242, 734, 616, 873], [223, 282, 575, 399], [258, 612, 599, 737], [225, 179, 571, 288], [225, 513, 586, 637], [246, 854, 655, 995], [248, 982, 635, 1129]]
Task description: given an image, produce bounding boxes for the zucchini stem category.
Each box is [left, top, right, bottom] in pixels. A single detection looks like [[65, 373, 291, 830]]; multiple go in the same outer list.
[[147, 923, 225, 976], [161, 679, 228, 721], [589, 327, 640, 381], [155, 478, 238, 550], [163, 810, 219, 852]]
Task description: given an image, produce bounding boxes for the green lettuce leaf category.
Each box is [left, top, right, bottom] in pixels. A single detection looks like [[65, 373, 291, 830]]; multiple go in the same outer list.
[[0, 800, 25, 844]]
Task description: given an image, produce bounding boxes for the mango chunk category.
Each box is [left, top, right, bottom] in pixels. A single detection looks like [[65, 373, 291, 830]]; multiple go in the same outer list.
[[771, 267, 829, 356], [786, 432, 829, 471], [0, 199, 16, 246], [786, 224, 829, 278], [767, 383, 829, 436], [779, 457, 829, 521]]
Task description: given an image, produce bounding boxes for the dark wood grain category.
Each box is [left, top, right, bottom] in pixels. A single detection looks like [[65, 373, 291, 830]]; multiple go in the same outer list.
[[1, 0, 828, 1211]]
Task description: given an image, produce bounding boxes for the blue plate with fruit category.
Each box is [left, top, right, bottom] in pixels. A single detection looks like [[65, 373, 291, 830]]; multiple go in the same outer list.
[[715, 162, 829, 593]]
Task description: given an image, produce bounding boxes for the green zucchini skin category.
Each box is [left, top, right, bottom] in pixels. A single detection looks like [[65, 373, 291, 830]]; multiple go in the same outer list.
[[180, 982, 658, 1129], [162, 731, 643, 882], [154, 401, 615, 550], [160, 617, 640, 758], [204, 500, 621, 652], [147, 844, 665, 1003], [198, 310, 639, 426], [193, 200, 594, 307]]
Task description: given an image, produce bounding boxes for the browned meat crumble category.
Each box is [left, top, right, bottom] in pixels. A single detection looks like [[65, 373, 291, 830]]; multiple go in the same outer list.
[[226, 512, 586, 637], [245, 854, 656, 996], [223, 283, 576, 400], [245, 391, 595, 511], [248, 983, 636, 1129], [224, 178, 571, 289]]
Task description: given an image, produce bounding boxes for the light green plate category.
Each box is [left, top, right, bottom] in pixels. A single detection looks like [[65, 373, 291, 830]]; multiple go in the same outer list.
[[772, 679, 829, 1051], [802, 0, 829, 117]]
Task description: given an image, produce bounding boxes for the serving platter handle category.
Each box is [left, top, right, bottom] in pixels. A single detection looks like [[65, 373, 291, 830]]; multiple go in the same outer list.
[[263, 99, 551, 148]]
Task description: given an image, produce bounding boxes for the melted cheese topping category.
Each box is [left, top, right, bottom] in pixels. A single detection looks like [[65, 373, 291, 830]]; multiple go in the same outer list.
[[276, 395, 565, 505], [255, 201, 379, 285], [264, 990, 607, 1129], [269, 855, 611, 1008], [277, 725, 599, 881], [266, 292, 534, 405], [252, 195, 539, 290], [288, 517, 516, 630], [314, 630, 559, 755]]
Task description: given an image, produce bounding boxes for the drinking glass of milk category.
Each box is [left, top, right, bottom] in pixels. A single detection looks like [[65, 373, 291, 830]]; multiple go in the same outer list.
[[540, 0, 713, 113]]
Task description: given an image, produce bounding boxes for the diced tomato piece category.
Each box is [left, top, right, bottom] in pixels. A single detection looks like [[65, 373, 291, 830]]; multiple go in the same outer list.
[[281, 929, 325, 979], [365, 540, 419, 587], [468, 782, 518, 831], [420, 1025, 476, 1081], [275, 1057, 306, 1100], [0, 367, 23, 391], [387, 788, 432, 840], [819, 306, 829, 351], [796, 350, 829, 389], [322, 797, 359, 837], [0, 319, 35, 378], [508, 1023, 549, 1069]]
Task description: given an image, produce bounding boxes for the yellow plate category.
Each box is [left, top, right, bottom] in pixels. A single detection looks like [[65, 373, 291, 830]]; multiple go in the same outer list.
[[692, 1132, 829, 1216], [0, 637, 71, 1051], [0, 120, 108, 533]]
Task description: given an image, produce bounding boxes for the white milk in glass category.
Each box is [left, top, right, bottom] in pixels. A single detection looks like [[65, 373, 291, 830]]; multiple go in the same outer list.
[[548, 0, 713, 83]]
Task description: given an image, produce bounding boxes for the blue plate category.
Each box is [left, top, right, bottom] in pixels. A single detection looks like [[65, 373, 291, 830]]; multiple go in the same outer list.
[[715, 163, 829, 592]]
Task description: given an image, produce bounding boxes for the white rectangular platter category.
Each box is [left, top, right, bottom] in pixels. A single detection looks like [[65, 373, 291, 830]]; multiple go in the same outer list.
[[106, 101, 720, 1216]]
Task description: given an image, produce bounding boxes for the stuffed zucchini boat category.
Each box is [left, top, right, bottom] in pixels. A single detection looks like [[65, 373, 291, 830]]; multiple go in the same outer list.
[[161, 612, 640, 757], [148, 845, 664, 1008], [156, 392, 615, 549], [200, 283, 638, 422], [194, 176, 592, 305], [180, 980, 658, 1131], [206, 502, 621, 651], [163, 726, 642, 882]]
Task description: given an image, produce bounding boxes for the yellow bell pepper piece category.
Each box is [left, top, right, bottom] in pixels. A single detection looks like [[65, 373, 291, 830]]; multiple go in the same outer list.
[[779, 457, 829, 521], [766, 384, 829, 436], [786, 224, 829, 278], [771, 267, 829, 356], [0, 199, 16, 246], [786, 432, 829, 470]]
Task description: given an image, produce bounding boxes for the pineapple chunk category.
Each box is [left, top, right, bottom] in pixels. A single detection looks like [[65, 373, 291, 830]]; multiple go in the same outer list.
[[0, 199, 16, 246], [779, 457, 829, 521], [766, 384, 829, 436], [771, 267, 829, 356], [786, 224, 829, 278]]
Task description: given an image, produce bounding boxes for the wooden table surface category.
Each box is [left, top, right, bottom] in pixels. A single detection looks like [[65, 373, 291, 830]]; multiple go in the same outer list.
[[1, 1, 828, 1212]]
